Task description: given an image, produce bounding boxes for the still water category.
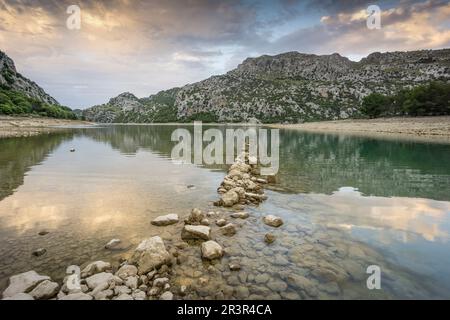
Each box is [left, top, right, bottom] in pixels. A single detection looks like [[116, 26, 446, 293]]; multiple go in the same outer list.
[[0, 125, 449, 299]]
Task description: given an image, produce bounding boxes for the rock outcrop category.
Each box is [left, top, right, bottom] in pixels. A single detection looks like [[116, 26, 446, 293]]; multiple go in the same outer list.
[[0, 51, 59, 106]]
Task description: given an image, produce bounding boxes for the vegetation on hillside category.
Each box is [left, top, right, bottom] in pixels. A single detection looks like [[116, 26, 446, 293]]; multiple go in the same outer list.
[[0, 86, 76, 119], [361, 81, 450, 118]]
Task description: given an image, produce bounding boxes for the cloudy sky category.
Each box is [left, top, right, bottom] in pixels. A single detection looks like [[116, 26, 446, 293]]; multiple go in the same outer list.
[[0, 0, 449, 108]]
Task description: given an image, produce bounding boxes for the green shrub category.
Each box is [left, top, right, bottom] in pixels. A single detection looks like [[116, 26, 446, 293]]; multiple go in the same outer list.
[[0, 87, 76, 119], [183, 112, 218, 123], [360, 81, 450, 118], [361, 93, 391, 118]]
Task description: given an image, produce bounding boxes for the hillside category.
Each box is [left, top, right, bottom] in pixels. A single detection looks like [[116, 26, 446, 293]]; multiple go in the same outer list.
[[84, 48, 449, 123], [0, 51, 76, 119]]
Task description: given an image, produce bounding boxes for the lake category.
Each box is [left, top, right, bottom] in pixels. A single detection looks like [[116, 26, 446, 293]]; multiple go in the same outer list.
[[0, 124, 449, 299]]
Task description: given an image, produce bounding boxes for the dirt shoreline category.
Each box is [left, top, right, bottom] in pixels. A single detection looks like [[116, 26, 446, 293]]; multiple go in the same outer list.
[[0, 116, 94, 139], [268, 116, 450, 144]]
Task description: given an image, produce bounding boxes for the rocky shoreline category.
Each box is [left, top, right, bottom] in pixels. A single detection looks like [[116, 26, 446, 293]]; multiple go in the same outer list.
[[1, 148, 284, 300]]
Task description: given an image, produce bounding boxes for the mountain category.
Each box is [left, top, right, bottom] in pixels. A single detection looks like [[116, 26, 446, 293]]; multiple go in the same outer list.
[[0, 50, 76, 119], [84, 48, 450, 123], [83, 88, 180, 123], [0, 51, 59, 105]]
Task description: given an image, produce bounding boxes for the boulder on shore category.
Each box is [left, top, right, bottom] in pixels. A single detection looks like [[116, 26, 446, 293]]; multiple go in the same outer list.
[[151, 214, 179, 226], [184, 208, 205, 225], [29, 280, 59, 300], [85, 272, 114, 290], [201, 241, 224, 260], [130, 236, 171, 275], [181, 225, 211, 241], [81, 261, 111, 278], [116, 265, 138, 280], [221, 190, 239, 207], [2, 271, 50, 298]]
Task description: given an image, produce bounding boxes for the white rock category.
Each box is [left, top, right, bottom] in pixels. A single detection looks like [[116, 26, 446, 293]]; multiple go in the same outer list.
[[2, 271, 50, 298], [115, 293, 133, 300], [148, 287, 160, 296], [29, 280, 59, 300], [125, 276, 138, 290], [114, 285, 131, 296], [132, 290, 146, 300], [130, 236, 171, 275], [81, 261, 111, 278], [139, 275, 148, 285], [105, 239, 121, 250], [184, 208, 205, 224], [93, 289, 113, 300], [181, 225, 211, 240], [59, 292, 93, 300], [201, 241, 224, 260], [153, 277, 169, 288], [2, 293, 34, 300], [113, 275, 124, 285], [91, 281, 109, 296], [85, 272, 114, 289], [151, 214, 179, 226], [263, 215, 284, 227], [116, 264, 138, 280], [160, 291, 174, 300], [179, 285, 187, 296], [221, 190, 239, 207], [138, 284, 148, 291], [216, 219, 227, 227], [248, 156, 258, 164], [231, 212, 249, 219]]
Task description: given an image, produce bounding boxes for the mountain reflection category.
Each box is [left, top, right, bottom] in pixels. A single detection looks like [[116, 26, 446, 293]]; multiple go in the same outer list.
[[0, 125, 449, 204], [80, 125, 450, 201], [0, 133, 74, 202]]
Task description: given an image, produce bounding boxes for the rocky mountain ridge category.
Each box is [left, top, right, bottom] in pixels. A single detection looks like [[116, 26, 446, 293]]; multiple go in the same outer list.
[[0, 51, 59, 106], [83, 48, 450, 123]]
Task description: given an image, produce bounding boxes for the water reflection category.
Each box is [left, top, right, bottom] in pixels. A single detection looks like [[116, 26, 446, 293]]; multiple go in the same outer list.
[[0, 133, 74, 201], [277, 131, 450, 201], [0, 125, 449, 298]]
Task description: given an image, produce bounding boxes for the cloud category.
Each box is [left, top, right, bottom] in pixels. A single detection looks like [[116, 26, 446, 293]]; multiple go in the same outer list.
[[270, 0, 450, 58], [0, 0, 448, 108]]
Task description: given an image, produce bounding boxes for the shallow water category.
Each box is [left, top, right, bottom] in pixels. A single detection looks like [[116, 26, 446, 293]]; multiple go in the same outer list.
[[0, 125, 449, 299]]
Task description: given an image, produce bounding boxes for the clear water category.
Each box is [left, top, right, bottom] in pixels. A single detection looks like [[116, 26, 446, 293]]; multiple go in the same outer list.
[[0, 125, 449, 299]]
